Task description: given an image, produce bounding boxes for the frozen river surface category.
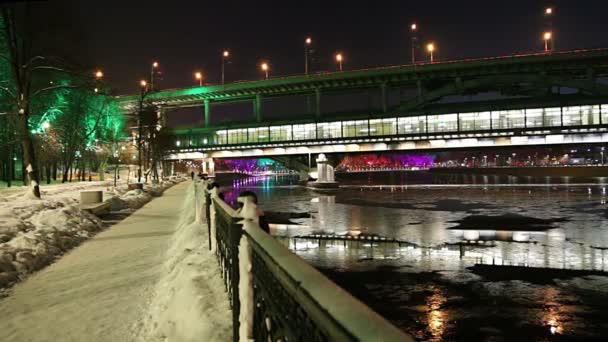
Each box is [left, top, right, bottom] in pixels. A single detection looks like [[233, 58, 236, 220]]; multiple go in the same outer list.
[[220, 173, 608, 341]]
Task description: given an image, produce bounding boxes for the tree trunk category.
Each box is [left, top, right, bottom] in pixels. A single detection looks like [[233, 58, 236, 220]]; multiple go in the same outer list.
[[46, 164, 51, 184], [19, 115, 41, 198]]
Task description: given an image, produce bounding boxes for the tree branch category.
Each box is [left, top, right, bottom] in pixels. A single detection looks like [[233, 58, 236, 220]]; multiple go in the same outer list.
[[30, 84, 85, 99], [0, 85, 17, 99]]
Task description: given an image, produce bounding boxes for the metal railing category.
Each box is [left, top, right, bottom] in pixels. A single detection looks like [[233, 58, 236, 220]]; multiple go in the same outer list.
[[195, 180, 411, 342]]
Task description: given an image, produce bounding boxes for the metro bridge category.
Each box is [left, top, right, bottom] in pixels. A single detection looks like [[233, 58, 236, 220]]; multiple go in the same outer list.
[[116, 49, 608, 162]]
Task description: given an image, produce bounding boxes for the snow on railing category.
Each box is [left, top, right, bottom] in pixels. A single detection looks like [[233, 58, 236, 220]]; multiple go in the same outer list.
[[195, 178, 411, 342]]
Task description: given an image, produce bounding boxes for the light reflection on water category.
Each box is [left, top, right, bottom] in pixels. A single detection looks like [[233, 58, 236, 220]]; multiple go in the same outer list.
[[221, 173, 608, 340], [223, 173, 608, 273]]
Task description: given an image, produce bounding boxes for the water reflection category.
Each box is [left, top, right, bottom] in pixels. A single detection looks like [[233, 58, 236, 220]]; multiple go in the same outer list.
[[222, 172, 608, 340]]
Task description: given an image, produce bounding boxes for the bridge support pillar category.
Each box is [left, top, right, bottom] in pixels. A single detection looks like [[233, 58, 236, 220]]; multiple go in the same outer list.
[[204, 99, 211, 127], [254, 94, 262, 122], [309, 153, 338, 189], [315, 88, 321, 118]]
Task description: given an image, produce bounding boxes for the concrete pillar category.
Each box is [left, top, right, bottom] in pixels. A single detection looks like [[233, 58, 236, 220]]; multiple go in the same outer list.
[[254, 94, 262, 122], [204, 99, 211, 127], [380, 83, 388, 113], [315, 88, 321, 119]]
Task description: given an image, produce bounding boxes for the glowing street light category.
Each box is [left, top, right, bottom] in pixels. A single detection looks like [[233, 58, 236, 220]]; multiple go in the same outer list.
[[335, 53, 343, 71], [544, 6, 555, 50], [427, 43, 435, 63], [150, 61, 159, 91], [94, 88, 99, 93], [305, 37, 312, 74], [42, 121, 50, 130], [195, 71, 203, 86], [222, 50, 230, 84], [261, 62, 269, 80], [544, 31, 553, 52], [95, 70, 103, 79], [410, 23, 418, 64], [140, 79, 147, 88]]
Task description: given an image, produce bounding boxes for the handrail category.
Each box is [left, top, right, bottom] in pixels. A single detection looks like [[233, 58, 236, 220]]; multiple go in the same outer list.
[[243, 221, 410, 341], [199, 181, 411, 341]]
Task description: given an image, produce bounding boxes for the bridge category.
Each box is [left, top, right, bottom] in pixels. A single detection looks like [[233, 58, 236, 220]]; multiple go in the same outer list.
[[116, 49, 608, 162]]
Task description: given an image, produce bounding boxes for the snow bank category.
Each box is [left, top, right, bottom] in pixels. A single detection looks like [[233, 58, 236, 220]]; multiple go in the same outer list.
[[0, 178, 185, 290], [134, 182, 232, 342]]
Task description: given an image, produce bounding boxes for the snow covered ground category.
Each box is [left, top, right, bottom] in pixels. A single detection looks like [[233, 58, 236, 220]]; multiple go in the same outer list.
[[0, 178, 182, 290], [0, 180, 232, 342]]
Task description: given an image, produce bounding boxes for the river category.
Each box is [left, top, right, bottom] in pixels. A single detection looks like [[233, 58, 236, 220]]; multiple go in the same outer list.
[[217, 171, 608, 341]]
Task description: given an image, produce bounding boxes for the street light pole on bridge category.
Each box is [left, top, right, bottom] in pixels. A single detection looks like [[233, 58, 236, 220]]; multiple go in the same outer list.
[[222, 50, 229, 84], [305, 37, 312, 74], [410, 23, 418, 64]]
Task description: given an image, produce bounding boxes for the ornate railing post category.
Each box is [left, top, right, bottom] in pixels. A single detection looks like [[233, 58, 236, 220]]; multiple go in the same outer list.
[[205, 190, 212, 251], [236, 196, 258, 341]]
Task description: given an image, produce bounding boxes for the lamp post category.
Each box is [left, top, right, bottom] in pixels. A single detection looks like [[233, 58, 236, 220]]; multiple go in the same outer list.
[[543, 31, 553, 52], [137, 79, 150, 183], [336, 53, 343, 71], [195, 71, 203, 86], [410, 23, 418, 64], [221, 50, 229, 84], [261, 62, 269, 80], [544, 6, 554, 50], [305, 37, 312, 74], [427, 43, 435, 63], [150, 61, 159, 91]]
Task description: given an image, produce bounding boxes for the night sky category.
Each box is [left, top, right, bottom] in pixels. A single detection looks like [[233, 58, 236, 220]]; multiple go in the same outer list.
[[66, 0, 608, 125]]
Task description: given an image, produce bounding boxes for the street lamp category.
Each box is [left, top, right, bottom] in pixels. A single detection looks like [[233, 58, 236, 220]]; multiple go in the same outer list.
[[544, 6, 555, 50], [42, 121, 50, 130], [195, 71, 203, 86], [150, 61, 159, 91], [335, 53, 343, 71], [543, 31, 553, 52], [305, 37, 312, 74], [410, 23, 418, 64], [426, 43, 435, 63], [261, 62, 269, 80], [137, 79, 150, 183], [222, 50, 229, 84], [95, 70, 103, 79]]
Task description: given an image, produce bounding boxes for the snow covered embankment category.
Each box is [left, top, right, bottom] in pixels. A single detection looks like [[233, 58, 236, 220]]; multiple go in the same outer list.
[[0, 178, 184, 290], [134, 181, 232, 342]]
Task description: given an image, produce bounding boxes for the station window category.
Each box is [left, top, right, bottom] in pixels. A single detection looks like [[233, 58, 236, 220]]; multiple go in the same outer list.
[[397, 116, 426, 134], [215, 130, 227, 145], [563, 105, 600, 126], [343, 120, 369, 137], [459, 112, 491, 131], [292, 123, 316, 140], [369, 118, 397, 136], [269, 125, 292, 142], [316, 122, 342, 139], [247, 127, 269, 143], [491, 109, 525, 129], [227, 129, 247, 144], [427, 114, 458, 133]]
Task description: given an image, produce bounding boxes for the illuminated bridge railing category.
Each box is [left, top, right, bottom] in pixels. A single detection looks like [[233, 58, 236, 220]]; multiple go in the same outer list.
[[202, 183, 410, 342], [177, 104, 608, 149]]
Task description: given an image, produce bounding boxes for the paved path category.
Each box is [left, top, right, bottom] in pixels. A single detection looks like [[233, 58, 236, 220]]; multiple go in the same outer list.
[[0, 182, 195, 342]]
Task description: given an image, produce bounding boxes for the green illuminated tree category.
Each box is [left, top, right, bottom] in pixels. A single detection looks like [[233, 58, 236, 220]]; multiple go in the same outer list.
[[0, 4, 108, 196]]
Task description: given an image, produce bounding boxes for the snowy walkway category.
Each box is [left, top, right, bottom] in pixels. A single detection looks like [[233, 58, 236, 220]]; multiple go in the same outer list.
[[0, 181, 232, 342]]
